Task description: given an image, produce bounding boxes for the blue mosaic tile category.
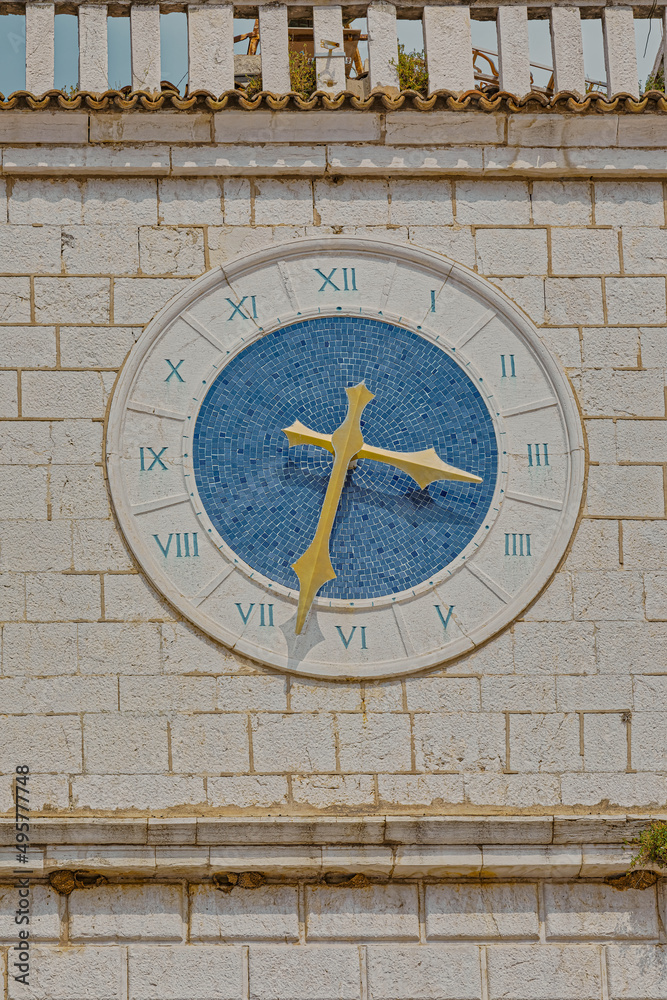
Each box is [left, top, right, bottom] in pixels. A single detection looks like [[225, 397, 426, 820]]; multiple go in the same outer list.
[[193, 316, 498, 600]]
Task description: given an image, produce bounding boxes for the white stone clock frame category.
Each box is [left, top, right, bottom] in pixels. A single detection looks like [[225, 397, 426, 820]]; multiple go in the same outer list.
[[106, 237, 585, 680]]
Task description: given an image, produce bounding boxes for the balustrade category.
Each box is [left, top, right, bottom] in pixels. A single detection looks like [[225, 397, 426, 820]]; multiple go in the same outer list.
[[6, 1, 660, 100]]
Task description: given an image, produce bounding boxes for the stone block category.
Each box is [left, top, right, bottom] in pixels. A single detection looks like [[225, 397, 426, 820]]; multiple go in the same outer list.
[[0, 277, 31, 322], [551, 227, 620, 276], [476, 228, 547, 276], [606, 944, 667, 998], [72, 520, 133, 572], [631, 712, 667, 771], [386, 112, 504, 146], [34, 277, 110, 324], [508, 115, 617, 148], [191, 885, 299, 942], [161, 622, 240, 674], [4, 145, 170, 177], [0, 467, 47, 521], [174, 146, 325, 178], [0, 111, 88, 144], [72, 774, 206, 811], [62, 225, 140, 275], [389, 179, 454, 226], [113, 277, 191, 324], [159, 178, 223, 225], [455, 180, 530, 224], [102, 573, 174, 621], [509, 713, 582, 772], [617, 421, 667, 463], [581, 327, 639, 368], [573, 571, 644, 620], [83, 715, 169, 774], [491, 277, 545, 324], [129, 945, 243, 1000], [90, 112, 212, 143], [59, 325, 140, 368], [606, 277, 666, 325], [413, 712, 505, 771], [138, 226, 206, 276], [8, 946, 123, 1000], [0, 885, 60, 942], [544, 883, 657, 940], [426, 883, 539, 939], [0, 573, 25, 620], [217, 674, 288, 711], [70, 884, 184, 941], [251, 714, 336, 772], [170, 714, 249, 773], [487, 945, 601, 999], [315, 178, 389, 226], [531, 181, 592, 225], [306, 884, 419, 940], [0, 676, 115, 714], [540, 326, 582, 368], [635, 675, 667, 710], [557, 676, 631, 712], [622, 227, 667, 274], [120, 676, 216, 712], [640, 326, 667, 366], [583, 713, 628, 772], [408, 226, 476, 267], [327, 145, 482, 176], [575, 370, 665, 417], [207, 776, 289, 809], [50, 465, 109, 519], [337, 713, 412, 772], [0, 225, 60, 274], [8, 178, 83, 224], [513, 622, 595, 674], [562, 773, 667, 807], [0, 716, 82, 772], [366, 945, 482, 1000], [623, 520, 667, 571], [290, 680, 361, 712], [292, 774, 376, 809], [481, 846, 581, 878], [77, 623, 161, 674], [594, 181, 665, 226], [545, 278, 604, 324], [26, 572, 100, 621], [52, 420, 103, 465], [0, 372, 18, 417], [566, 521, 619, 570], [481, 676, 556, 712], [597, 622, 667, 672], [83, 177, 158, 225], [249, 945, 361, 999], [404, 676, 480, 712], [22, 371, 107, 419], [586, 465, 664, 517], [252, 178, 314, 226], [2, 623, 77, 675], [378, 774, 465, 807], [0, 326, 56, 369], [464, 773, 560, 808], [215, 110, 382, 143]]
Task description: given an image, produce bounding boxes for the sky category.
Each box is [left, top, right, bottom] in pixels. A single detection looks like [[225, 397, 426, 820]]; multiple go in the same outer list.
[[0, 10, 662, 96]]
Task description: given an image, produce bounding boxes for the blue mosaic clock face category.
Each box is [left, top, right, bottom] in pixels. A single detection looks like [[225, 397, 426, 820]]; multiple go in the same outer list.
[[192, 315, 498, 601]]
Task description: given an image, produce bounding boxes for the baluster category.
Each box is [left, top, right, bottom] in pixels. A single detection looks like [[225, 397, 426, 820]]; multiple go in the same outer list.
[[130, 3, 161, 93], [423, 6, 474, 93], [497, 6, 530, 96], [258, 4, 290, 94], [188, 4, 234, 95], [79, 4, 109, 94], [367, 1, 399, 91], [603, 6, 638, 96], [550, 6, 585, 95], [313, 5, 346, 94], [25, 2, 54, 94]]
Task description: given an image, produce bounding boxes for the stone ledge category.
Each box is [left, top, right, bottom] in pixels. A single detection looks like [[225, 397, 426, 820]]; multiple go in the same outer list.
[[0, 843, 648, 880], [0, 814, 660, 848]]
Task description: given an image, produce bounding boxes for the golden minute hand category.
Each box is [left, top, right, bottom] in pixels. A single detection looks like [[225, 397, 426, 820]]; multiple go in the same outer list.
[[283, 420, 482, 489], [289, 382, 375, 635]]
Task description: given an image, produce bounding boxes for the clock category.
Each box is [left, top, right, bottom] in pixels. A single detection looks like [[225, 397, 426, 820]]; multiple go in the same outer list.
[[106, 238, 584, 679]]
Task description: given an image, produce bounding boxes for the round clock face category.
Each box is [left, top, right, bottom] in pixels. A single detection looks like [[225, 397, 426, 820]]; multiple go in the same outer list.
[[107, 238, 584, 679]]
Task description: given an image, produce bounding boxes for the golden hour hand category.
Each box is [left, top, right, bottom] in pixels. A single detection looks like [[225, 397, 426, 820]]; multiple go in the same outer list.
[[283, 382, 483, 634]]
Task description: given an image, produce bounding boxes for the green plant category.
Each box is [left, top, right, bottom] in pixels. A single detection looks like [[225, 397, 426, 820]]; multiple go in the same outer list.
[[630, 820, 667, 868], [391, 44, 429, 94], [289, 49, 317, 97], [644, 69, 665, 92], [244, 75, 263, 98]]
